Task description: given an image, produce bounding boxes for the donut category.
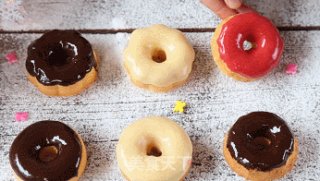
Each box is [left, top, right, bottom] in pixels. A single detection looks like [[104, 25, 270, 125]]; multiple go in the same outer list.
[[9, 120, 87, 181], [223, 112, 298, 181], [116, 117, 193, 181], [211, 13, 284, 82], [124, 24, 195, 92], [26, 30, 98, 96]]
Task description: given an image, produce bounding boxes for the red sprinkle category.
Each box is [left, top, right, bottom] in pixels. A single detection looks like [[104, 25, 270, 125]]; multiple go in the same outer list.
[[5, 51, 18, 64], [15, 112, 29, 122], [285, 63, 298, 75]]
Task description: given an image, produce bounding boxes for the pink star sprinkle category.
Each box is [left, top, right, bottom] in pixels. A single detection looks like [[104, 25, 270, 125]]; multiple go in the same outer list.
[[285, 63, 298, 75], [5, 51, 18, 64], [15, 112, 29, 122]]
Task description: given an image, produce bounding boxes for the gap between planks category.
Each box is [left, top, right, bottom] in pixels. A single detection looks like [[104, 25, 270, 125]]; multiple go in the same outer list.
[[1, 26, 320, 34]]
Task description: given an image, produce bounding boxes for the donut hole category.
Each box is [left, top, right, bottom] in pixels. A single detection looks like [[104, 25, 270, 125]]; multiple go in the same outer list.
[[253, 136, 272, 150], [48, 46, 74, 66], [152, 49, 166, 63], [39, 145, 59, 162], [242, 40, 256, 51], [146, 144, 162, 157]]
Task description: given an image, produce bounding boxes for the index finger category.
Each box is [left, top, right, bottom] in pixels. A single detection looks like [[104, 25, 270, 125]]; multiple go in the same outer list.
[[201, 0, 237, 19]]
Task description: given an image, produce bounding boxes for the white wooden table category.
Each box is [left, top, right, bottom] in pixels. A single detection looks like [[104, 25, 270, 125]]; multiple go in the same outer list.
[[1, 0, 320, 180]]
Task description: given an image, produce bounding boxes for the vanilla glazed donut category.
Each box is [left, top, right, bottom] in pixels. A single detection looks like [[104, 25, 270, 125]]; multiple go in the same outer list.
[[116, 117, 193, 181], [124, 24, 195, 92], [9, 121, 87, 181], [26, 30, 98, 96], [212, 13, 284, 82], [223, 112, 298, 181]]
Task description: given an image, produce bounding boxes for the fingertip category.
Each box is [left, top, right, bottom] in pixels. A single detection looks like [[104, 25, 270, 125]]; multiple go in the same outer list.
[[225, 0, 242, 9], [217, 7, 237, 19], [236, 4, 256, 14]]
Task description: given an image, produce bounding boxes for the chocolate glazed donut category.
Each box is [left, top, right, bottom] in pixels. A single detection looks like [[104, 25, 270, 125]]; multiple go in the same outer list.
[[9, 121, 87, 181], [226, 112, 294, 171], [26, 30, 97, 86]]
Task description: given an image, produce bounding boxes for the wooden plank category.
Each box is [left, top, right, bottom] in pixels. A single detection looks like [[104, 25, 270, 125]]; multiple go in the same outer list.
[[1, 31, 320, 180], [0, 0, 320, 31]]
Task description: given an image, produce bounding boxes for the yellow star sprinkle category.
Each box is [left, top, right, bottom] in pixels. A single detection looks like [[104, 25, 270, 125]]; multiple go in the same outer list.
[[173, 101, 187, 113]]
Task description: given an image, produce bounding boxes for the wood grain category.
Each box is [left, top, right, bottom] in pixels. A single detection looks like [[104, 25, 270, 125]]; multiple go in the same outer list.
[[0, 31, 320, 180], [0, 0, 320, 31]]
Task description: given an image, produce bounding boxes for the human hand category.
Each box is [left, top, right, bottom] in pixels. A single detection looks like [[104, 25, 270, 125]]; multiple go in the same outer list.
[[201, 0, 254, 19]]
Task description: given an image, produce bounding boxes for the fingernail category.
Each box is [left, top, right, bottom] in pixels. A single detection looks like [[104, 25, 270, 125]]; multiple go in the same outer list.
[[225, 0, 242, 9]]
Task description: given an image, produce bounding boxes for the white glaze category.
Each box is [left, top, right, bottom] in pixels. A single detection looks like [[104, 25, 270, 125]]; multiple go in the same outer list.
[[124, 24, 195, 88], [116, 117, 193, 181]]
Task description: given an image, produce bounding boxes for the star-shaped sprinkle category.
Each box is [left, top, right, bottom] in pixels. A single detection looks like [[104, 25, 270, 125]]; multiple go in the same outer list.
[[173, 101, 187, 113], [285, 63, 298, 75], [15, 112, 29, 122], [5, 51, 18, 64]]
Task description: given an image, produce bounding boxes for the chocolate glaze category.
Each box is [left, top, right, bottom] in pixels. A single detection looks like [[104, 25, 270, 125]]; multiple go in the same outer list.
[[9, 121, 83, 181], [227, 112, 294, 171], [26, 30, 97, 86]]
